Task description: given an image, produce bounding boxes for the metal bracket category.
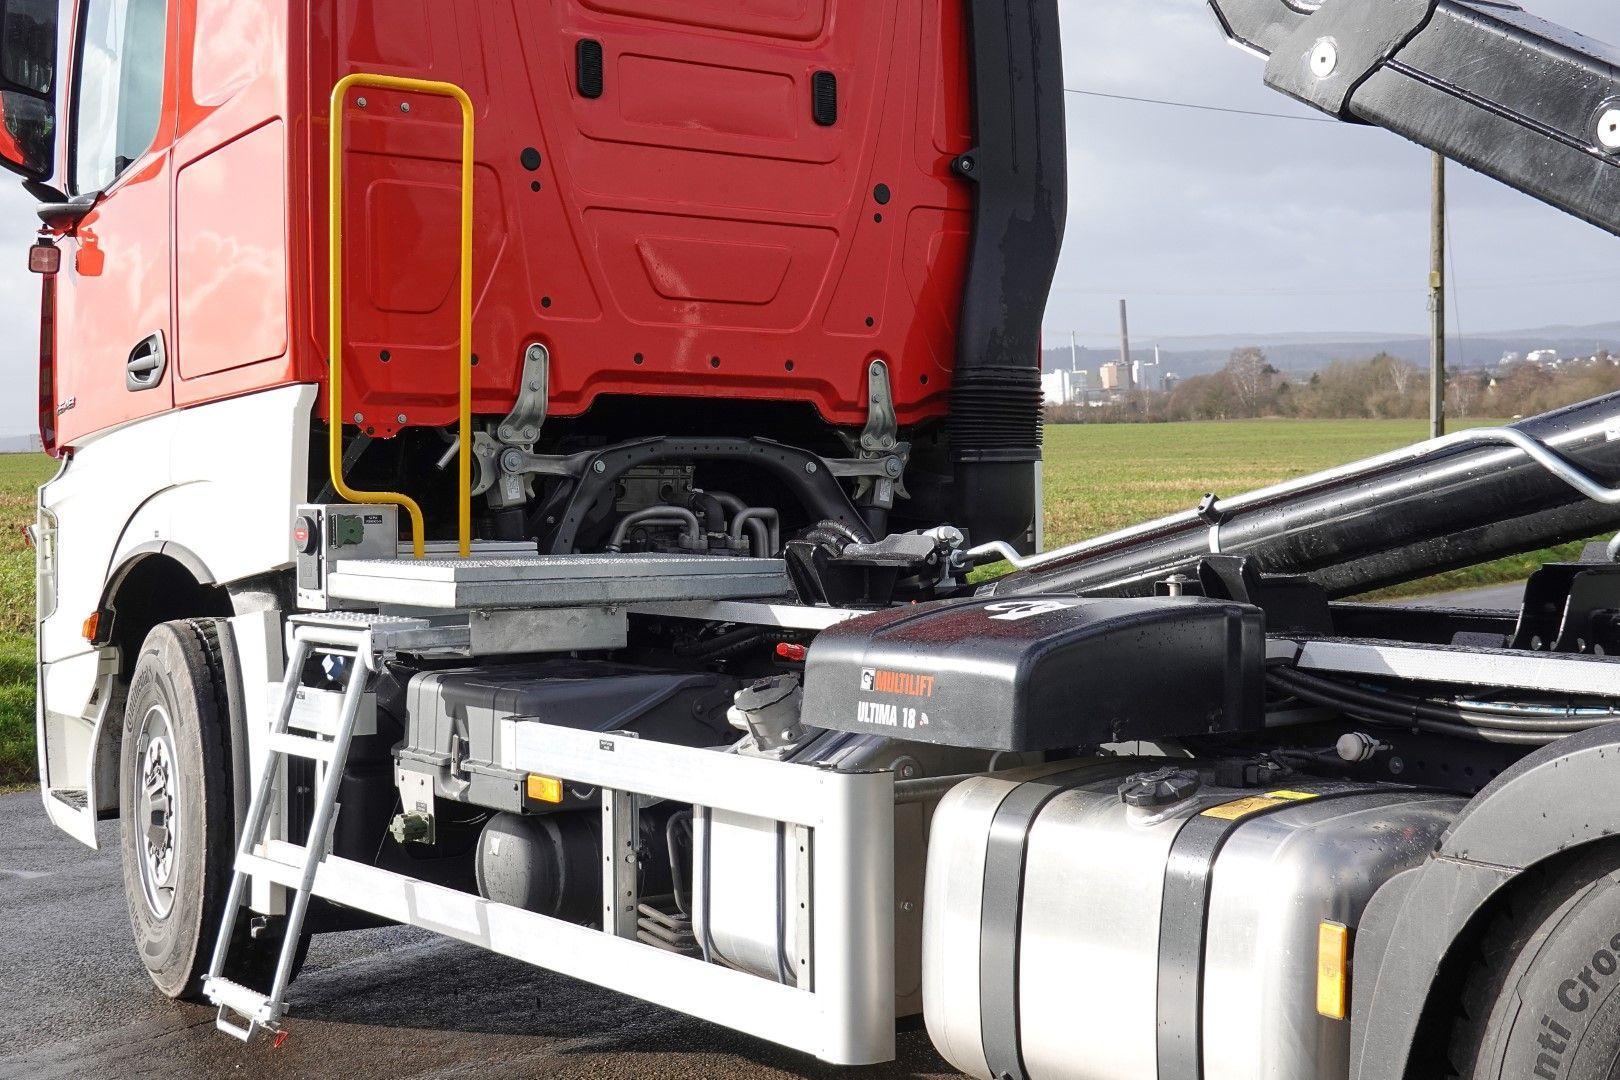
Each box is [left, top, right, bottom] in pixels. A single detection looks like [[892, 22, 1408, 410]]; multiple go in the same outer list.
[[831, 359, 910, 511], [1510, 563, 1620, 655], [442, 345, 550, 502], [498, 343, 549, 449], [603, 782, 640, 938], [485, 344, 550, 508], [859, 359, 898, 456], [1197, 492, 1232, 554]]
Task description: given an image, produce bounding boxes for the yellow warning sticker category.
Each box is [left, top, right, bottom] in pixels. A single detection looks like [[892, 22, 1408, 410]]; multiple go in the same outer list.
[[1202, 796, 1285, 820], [1201, 790, 1321, 820]]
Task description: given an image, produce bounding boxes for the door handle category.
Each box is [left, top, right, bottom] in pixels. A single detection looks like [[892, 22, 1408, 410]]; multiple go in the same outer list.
[[126, 332, 167, 392]]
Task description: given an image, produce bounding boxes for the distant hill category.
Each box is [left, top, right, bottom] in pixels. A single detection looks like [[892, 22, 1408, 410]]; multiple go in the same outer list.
[[1046, 321, 1620, 383]]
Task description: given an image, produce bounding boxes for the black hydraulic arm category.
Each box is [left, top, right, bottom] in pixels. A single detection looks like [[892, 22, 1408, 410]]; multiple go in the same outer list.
[[1207, 0, 1620, 237]]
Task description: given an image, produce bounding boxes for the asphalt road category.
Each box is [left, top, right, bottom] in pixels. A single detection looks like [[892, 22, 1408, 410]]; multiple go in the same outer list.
[[1392, 581, 1526, 610], [0, 790, 956, 1080]]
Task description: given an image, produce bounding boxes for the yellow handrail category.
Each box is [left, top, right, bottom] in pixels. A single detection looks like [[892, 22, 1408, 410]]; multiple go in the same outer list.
[[328, 72, 475, 559]]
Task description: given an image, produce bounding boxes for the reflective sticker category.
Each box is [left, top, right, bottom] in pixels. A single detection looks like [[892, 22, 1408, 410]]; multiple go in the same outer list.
[[1202, 795, 1286, 820], [1202, 790, 1321, 820]]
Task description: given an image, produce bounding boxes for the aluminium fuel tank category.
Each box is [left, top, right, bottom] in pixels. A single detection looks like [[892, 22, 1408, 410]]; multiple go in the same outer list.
[[922, 762, 1463, 1080]]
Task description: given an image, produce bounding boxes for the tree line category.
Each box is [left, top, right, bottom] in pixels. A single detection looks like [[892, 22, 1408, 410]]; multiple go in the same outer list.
[[1047, 347, 1620, 424]]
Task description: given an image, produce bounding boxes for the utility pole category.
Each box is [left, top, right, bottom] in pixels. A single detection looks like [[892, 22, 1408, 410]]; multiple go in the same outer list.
[[1429, 152, 1446, 439], [1118, 299, 1134, 392], [1069, 331, 1080, 406]]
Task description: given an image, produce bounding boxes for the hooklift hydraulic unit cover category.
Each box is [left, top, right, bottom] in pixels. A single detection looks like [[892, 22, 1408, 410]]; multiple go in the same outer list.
[[801, 597, 1265, 751]]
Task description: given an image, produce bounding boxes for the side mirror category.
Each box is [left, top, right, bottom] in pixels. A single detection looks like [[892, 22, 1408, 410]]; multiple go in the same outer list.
[[0, 0, 56, 182]]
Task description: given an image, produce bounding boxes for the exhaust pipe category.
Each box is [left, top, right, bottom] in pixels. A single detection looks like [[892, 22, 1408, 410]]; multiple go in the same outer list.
[[950, 0, 1066, 551]]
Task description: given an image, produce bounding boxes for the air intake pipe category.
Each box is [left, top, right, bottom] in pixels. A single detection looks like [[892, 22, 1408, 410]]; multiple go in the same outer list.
[[950, 0, 1067, 551], [987, 392, 1620, 600]]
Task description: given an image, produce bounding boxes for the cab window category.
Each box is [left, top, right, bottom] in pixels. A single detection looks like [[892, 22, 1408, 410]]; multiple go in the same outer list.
[[71, 0, 165, 193], [1, 0, 56, 95]]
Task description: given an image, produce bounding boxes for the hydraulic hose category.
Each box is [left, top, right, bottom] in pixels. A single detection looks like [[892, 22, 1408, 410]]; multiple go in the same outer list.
[[1266, 666, 1617, 745]]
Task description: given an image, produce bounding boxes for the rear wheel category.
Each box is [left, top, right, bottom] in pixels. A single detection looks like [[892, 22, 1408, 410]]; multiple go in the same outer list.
[[118, 619, 303, 999], [1448, 846, 1620, 1080]]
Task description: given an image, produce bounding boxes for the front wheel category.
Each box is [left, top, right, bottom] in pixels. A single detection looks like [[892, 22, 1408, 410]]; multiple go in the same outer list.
[[118, 619, 301, 999], [1448, 846, 1620, 1080]]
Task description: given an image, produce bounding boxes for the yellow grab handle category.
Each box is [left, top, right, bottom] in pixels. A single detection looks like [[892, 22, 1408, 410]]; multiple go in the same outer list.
[[328, 72, 476, 559]]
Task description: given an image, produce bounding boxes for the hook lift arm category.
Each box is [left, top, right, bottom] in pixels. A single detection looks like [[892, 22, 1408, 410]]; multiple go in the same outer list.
[[1207, 0, 1620, 237]]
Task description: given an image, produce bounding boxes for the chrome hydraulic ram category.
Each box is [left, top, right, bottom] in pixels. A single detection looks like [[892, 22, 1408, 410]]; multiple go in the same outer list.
[[987, 392, 1620, 599]]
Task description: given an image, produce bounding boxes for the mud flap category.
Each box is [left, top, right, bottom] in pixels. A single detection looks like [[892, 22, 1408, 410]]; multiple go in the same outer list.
[[38, 652, 119, 850]]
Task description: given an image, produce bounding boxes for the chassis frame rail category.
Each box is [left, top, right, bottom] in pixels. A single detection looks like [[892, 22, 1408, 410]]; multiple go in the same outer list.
[[241, 709, 897, 1064]]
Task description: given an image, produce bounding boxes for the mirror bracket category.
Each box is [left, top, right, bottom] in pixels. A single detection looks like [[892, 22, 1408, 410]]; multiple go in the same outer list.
[[22, 178, 65, 203], [36, 194, 95, 228]]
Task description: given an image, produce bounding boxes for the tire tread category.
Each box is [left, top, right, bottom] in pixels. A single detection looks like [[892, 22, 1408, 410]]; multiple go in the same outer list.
[[1445, 847, 1620, 1079]]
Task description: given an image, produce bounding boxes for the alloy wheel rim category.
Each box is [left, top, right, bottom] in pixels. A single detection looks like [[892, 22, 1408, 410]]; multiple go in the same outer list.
[[136, 704, 179, 920]]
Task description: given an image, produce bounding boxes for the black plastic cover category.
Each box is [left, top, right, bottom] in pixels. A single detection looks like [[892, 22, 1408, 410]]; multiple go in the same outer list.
[[801, 596, 1265, 751]]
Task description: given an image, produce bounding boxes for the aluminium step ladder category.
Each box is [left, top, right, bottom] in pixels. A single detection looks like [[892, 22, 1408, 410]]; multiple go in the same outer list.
[[202, 612, 467, 1039]]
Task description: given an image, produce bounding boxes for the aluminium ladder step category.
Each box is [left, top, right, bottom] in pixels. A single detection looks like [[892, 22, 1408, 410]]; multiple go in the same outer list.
[[266, 732, 337, 762], [205, 977, 277, 1025], [201, 619, 381, 1040], [237, 851, 304, 889]]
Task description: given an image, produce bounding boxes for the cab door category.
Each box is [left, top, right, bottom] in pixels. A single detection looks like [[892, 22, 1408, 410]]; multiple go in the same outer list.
[[51, 0, 176, 447]]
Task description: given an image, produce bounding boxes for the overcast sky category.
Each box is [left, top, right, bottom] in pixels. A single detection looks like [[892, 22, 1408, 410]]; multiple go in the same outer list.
[[0, 0, 1615, 437], [1051, 0, 1620, 345]]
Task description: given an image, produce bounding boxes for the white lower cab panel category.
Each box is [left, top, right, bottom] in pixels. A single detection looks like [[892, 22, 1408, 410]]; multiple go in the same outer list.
[[34, 384, 315, 847]]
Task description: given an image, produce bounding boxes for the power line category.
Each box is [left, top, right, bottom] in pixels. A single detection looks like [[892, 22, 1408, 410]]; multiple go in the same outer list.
[[1063, 86, 1341, 124], [1052, 269, 1620, 300], [1447, 215, 1466, 368]]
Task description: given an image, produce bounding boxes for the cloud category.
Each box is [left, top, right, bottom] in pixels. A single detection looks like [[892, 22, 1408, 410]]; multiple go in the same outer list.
[[1046, 0, 1620, 343]]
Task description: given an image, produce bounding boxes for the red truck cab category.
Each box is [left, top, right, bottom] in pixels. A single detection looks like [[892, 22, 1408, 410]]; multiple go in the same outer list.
[[10, 0, 1064, 842], [23, 0, 1057, 446]]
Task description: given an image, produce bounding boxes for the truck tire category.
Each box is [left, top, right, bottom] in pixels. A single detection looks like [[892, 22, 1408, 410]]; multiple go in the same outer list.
[[118, 619, 303, 999], [1447, 845, 1620, 1080]]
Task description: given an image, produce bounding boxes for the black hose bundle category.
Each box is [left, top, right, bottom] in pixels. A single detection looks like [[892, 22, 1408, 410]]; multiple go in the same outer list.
[[672, 624, 800, 662], [1266, 665, 1620, 746]]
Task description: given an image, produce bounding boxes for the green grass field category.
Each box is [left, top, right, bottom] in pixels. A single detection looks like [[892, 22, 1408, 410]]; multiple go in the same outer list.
[[0, 452, 55, 788], [0, 421, 1582, 786]]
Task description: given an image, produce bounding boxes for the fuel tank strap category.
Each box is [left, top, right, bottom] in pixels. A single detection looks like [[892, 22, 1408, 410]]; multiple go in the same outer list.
[[1153, 784, 1380, 1080], [977, 762, 1143, 1080]]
